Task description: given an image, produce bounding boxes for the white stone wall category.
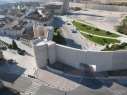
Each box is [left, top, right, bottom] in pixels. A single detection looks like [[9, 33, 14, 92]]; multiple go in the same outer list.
[[47, 41, 56, 64], [33, 42, 48, 68], [55, 44, 127, 72], [112, 51, 127, 70], [56, 44, 86, 69], [33, 41, 127, 72], [47, 26, 54, 41], [86, 51, 113, 71]]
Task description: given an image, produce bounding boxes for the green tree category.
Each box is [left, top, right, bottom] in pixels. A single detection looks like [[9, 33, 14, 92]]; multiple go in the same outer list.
[[12, 40, 18, 49]]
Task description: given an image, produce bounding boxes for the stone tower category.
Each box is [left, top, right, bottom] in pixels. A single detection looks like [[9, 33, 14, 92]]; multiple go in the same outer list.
[[62, 0, 70, 14]]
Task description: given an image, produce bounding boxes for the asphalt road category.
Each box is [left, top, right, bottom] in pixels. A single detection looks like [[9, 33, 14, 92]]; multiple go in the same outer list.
[[62, 24, 88, 49]]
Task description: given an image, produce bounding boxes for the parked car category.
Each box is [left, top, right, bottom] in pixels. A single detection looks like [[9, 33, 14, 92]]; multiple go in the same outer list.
[[67, 23, 71, 25], [17, 49, 26, 56], [8, 59, 17, 64], [72, 30, 77, 33], [0, 47, 7, 50]]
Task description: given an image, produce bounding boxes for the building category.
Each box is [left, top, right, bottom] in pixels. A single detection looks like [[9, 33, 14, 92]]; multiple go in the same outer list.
[[62, 0, 70, 14], [33, 24, 53, 40], [45, 2, 63, 14], [26, 8, 53, 24], [33, 24, 48, 39], [21, 24, 34, 40], [45, 0, 70, 15]]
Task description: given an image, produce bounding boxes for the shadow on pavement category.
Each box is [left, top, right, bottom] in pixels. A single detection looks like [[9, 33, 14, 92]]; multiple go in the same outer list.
[[0, 80, 20, 95], [46, 62, 127, 90], [0, 59, 25, 83]]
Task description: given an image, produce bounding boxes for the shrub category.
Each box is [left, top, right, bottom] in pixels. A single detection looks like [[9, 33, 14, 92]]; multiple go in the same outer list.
[[106, 31, 112, 35], [103, 43, 127, 51]]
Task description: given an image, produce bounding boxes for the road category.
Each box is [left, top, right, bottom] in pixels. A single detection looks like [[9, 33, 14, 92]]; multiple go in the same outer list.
[[62, 24, 88, 49], [70, 9, 127, 38], [60, 16, 103, 50]]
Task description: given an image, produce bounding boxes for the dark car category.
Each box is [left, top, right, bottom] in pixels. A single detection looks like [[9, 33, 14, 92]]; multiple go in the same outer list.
[[67, 23, 71, 25], [17, 49, 26, 56], [72, 30, 77, 33], [8, 59, 17, 64], [0, 47, 7, 50]]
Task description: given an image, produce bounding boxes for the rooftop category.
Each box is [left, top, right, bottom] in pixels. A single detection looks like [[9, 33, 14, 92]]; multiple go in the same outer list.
[[0, 15, 5, 19]]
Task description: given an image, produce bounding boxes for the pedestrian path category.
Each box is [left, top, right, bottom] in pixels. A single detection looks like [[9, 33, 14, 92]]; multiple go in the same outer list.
[[24, 80, 42, 95]]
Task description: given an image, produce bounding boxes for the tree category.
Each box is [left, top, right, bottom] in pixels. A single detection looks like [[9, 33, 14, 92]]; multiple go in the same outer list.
[[0, 51, 3, 60], [12, 40, 18, 49]]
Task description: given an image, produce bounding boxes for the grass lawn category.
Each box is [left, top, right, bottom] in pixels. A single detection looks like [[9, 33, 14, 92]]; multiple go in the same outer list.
[[81, 33, 120, 45], [73, 21, 119, 37]]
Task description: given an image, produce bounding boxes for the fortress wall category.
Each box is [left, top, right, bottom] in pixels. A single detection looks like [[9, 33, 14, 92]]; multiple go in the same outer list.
[[34, 41, 127, 72], [48, 41, 56, 64], [86, 51, 113, 72], [56, 44, 87, 69], [55, 44, 127, 72], [33, 43, 48, 68], [112, 51, 127, 70], [55, 44, 113, 72]]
